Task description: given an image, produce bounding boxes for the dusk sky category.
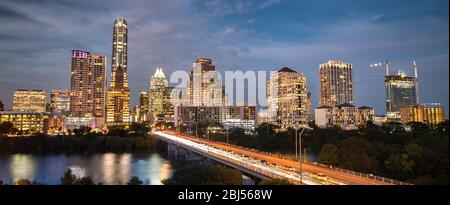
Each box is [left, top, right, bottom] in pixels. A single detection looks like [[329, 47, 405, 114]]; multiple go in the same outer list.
[[0, 0, 448, 115]]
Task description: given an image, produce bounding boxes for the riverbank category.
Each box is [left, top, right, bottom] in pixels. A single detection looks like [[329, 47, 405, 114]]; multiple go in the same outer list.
[[0, 134, 157, 155]]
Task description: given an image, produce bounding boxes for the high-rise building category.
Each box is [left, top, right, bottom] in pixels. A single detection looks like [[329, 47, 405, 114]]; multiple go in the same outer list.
[[90, 54, 107, 118], [400, 103, 445, 126], [148, 68, 174, 124], [385, 70, 417, 122], [319, 60, 354, 107], [267, 67, 310, 130], [12, 89, 47, 112], [139, 91, 149, 122], [188, 58, 225, 107], [0, 100, 4, 111], [107, 17, 130, 126], [50, 90, 70, 114], [69, 50, 106, 119]]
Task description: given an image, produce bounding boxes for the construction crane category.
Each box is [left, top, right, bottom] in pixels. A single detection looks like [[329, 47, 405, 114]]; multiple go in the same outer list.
[[370, 59, 393, 76], [413, 60, 419, 103]]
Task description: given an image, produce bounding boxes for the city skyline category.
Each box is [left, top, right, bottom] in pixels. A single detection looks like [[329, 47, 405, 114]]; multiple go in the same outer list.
[[0, 0, 448, 116]]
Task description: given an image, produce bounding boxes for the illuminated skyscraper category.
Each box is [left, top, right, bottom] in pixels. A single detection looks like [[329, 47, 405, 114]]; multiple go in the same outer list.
[[319, 60, 354, 107], [70, 50, 106, 119], [139, 91, 149, 122], [385, 70, 417, 122], [107, 17, 130, 126], [13, 89, 47, 112], [188, 58, 225, 106], [267, 67, 310, 130], [148, 68, 174, 124]]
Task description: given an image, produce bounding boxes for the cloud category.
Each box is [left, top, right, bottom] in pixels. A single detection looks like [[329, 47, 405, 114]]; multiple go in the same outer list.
[[0, 0, 448, 115]]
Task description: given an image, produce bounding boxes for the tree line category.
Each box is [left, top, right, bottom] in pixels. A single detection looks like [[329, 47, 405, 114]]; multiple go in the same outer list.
[[0, 122, 155, 155], [181, 121, 449, 185]]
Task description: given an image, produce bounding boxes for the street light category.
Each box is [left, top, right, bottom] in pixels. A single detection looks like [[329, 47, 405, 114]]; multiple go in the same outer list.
[[297, 127, 305, 185]]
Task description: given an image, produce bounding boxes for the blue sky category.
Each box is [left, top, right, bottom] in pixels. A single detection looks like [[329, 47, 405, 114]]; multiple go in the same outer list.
[[0, 0, 448, 115]]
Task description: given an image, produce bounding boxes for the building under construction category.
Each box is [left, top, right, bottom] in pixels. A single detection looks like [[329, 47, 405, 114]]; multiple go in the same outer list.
[[384, 62, 419, 122]]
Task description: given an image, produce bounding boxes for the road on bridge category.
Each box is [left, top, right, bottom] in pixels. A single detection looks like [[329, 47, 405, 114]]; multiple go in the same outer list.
[[162, 131, 392, 185]]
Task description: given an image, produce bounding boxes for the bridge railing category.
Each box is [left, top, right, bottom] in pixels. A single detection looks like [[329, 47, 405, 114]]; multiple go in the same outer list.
[[305, 162, 412, 185], [157, 132, 411, 185], [156, 133, 302, 184]]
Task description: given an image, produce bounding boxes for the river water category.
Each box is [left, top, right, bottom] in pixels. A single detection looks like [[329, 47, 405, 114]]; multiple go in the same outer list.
[[0, 153, 175, 185]]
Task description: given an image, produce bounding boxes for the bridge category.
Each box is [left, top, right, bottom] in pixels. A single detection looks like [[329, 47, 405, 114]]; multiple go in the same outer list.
[[153, 131, 410, 185]]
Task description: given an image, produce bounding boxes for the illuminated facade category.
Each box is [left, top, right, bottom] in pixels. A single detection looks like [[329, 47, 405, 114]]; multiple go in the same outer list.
[[13, 89, 47, 112], [188, 58, 225, 107], [400, 104, 445, 126], [319, 60, 354, 107], [386, 70, 417, 122], [267, 67, 310, 130], [107, 17, 130, 126], [50, 90, 70, 114], [315, 104, 374, 130], [174, 106, 222, 131], [70, 50, 106, 120], [139, 91, 149, 122], [356, 106, 375, 126], [223, 105, 257, 133], [0, 111, 49, 134], [148, 68, 174, 124]]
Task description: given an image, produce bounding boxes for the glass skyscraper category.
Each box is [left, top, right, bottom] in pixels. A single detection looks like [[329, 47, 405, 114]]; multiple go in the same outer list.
[[106, 17, 130, 126], [385, 70, 417, 122]]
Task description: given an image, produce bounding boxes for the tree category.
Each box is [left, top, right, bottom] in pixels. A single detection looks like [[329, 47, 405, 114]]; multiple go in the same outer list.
[[14, 178, 32, 185], [259, 178, 293, 185], [384, 154, 415, 180], [129, 122, 150, 136], [0, 122, 14, 135], [75, 176, 95, 185], [73, 126, 92, 136], [61, 169, 77, 185], [337, 137, 379, 173], [127, 176, 144, 185], [163, 164, 242, 185], [318, 144, 338, 166], [107, 125, 127, 137]]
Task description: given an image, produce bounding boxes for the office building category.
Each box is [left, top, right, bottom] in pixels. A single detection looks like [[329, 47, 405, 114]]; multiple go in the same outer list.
[[12, 89, 47, 112], [223, 105, 258, 133], [0, 111, 49, 134], [107, 17, 130, 126], [69, 50, 106, 119], [267, 67, 310, 130], [386, 70, 417, 122], [315, 104, 374, 130], [319, 60, 354, 107], [188, 58, 225, 106], [139, 91, 149, 123], [400, 103, 445, 126], [50, 90, 70, 114]]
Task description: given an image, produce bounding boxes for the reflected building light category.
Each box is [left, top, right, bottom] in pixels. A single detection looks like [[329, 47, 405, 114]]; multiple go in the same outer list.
[[102, 153, 116, 185], [10, 154, 36, 182]]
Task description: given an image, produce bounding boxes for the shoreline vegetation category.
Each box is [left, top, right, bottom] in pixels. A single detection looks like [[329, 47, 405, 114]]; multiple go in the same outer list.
[[0, 121, 448, 185]]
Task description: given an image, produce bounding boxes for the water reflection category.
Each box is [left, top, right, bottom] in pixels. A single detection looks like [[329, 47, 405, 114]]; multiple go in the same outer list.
[[9, 155, 36, 182], [0, 153, 174, 185]]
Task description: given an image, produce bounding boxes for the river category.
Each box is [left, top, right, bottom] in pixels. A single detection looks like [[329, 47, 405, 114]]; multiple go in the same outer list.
[[0, 153, 175, 185]]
